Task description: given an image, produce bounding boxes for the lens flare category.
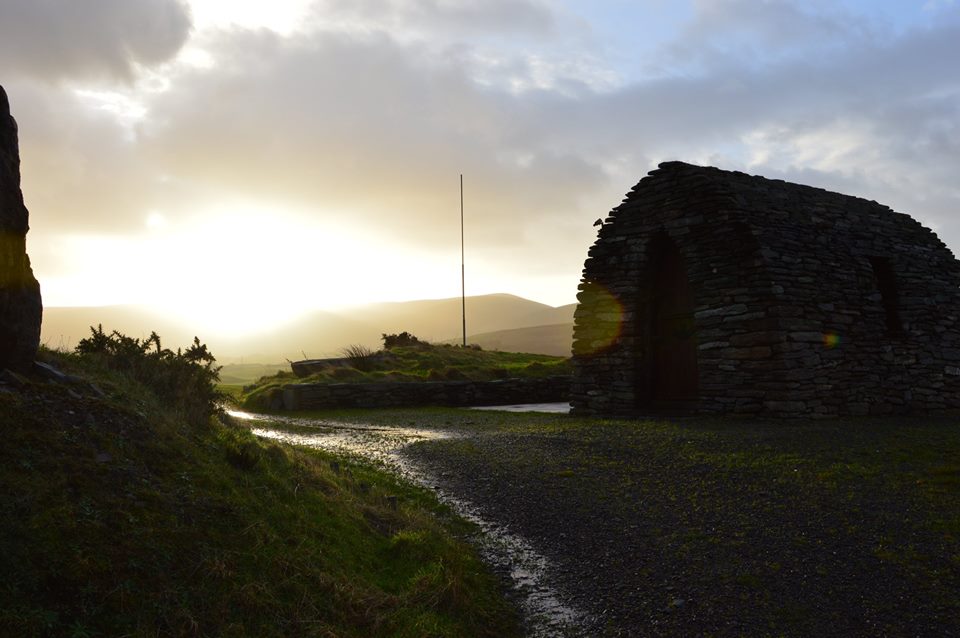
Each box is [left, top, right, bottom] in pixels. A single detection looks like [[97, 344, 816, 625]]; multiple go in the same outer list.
[[573, 282, 624, 356], [823, 332, 841, 348]]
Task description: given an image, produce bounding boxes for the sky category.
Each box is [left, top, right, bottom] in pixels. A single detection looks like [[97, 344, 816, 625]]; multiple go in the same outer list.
[[2, 0, 959, 337]]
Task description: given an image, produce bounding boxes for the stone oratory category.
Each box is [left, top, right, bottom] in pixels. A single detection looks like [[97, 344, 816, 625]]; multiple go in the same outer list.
[[572, 161, 960, 417]]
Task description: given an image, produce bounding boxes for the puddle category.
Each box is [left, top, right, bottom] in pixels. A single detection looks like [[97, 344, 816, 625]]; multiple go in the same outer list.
[[470, 402, 571, 414], [230, 409, 448, 462], [228, 409, 588, 637]]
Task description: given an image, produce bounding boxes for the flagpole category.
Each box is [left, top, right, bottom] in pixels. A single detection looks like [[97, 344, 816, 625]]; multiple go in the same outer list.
[[460, 174, 466, 347]]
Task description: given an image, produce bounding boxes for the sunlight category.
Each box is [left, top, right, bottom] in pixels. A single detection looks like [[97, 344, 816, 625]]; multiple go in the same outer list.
[[41, 203, 474, 338], [154, 209, 323, 336], [185, 0, 315, 34]]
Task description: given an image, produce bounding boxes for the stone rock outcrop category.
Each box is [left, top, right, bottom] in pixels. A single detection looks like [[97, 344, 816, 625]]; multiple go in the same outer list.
[[0, 85, 42, 371]]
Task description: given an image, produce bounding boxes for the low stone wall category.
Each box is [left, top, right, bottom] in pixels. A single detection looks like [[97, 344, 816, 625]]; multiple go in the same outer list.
[[280, 376, 571, 410]]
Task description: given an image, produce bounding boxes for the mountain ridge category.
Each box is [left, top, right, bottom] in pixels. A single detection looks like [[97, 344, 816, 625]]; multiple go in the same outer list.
[[42, 294, 577, 363]]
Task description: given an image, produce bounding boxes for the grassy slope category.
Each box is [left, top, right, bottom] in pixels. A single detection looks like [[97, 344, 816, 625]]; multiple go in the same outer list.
[[218, 363, 290, 385], [240, 344, 570, 410], [0, 353, 520, 637]]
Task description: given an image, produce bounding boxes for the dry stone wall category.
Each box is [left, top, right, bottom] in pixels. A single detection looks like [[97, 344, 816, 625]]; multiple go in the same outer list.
[[0, 86, 41, 371], [276, 376, 571, 411], [572, 161, 960, 417]]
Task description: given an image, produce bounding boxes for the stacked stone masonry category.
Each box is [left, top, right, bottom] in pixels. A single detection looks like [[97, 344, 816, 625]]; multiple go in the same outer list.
[[279, 376, 571, 411], [0, 85, 42, 371], [572, 161, 960, 417]]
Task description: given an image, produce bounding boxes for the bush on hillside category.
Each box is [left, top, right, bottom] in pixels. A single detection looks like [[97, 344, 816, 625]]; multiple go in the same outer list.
[[76, 325, 222, 424], [382, 331, 424, 348]]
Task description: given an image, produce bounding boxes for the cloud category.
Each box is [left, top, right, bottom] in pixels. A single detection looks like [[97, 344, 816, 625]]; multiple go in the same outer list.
[[138, 28, 611, 252], [22, 2, 960, 263], [0, 0, 192, 82], [312, 0, 556, 37], [9, 0, 960, 309], [6, 79, 182, 242]]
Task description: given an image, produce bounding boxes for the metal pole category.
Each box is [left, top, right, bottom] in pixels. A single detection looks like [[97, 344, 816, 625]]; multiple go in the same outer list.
[[460, 174, 466, 347]]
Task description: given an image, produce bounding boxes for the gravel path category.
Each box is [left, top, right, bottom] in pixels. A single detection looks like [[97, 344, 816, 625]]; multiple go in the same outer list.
[[397, 413, 960, 637]]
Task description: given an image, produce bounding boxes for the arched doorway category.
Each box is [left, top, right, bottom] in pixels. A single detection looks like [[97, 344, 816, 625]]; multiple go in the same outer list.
[[647, 234, 698, 402]]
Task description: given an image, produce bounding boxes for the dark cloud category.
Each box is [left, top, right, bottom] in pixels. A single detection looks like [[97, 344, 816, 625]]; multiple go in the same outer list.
[[0, 0, 192, 82]]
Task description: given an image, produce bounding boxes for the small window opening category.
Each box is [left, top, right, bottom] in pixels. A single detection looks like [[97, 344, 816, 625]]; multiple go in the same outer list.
[[869, 257, 905, 336]]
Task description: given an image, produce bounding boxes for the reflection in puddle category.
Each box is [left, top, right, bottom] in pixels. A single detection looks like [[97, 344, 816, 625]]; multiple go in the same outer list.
[[228, 409, 587, 637], [470, 402, 571, 414]]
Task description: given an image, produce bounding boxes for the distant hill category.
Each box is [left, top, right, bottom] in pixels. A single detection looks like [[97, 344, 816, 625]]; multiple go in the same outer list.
[[218, 309, 379, 362], [41, 306, 194, 352], [353, 294, 576, 342], [41, 294, 577, 363], [218, 363, 291, 385], [464, 323, 573, 357], [41, 305, 377, 364]]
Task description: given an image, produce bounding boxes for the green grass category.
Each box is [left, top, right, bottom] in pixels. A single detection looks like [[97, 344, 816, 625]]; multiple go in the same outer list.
[[218, 363, 290, 385], [240, 343, 570, 410], [0, 353, 520, 637], [217, 383, 245, 402]]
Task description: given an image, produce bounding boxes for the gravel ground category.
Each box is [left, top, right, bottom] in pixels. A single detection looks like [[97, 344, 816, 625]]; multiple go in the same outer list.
[[395, 413, 960, 637]]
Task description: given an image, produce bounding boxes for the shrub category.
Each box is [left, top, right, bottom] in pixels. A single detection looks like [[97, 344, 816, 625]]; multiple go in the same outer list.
[[75, 325, 222, 424], [382, 331, 424, 348]]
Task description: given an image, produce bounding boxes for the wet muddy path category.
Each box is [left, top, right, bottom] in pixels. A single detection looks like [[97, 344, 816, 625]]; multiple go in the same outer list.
[[227, 409, 589, 638]]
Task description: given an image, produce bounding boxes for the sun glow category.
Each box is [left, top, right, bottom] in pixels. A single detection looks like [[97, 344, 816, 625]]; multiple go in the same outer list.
[[142, 207, 408, 337], [185, 0, 316, 34], [40, 204, 469, 339]]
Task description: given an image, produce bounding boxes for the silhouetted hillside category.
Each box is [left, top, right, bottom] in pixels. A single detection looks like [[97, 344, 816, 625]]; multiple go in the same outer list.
[[465, 322, 573, 357]]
